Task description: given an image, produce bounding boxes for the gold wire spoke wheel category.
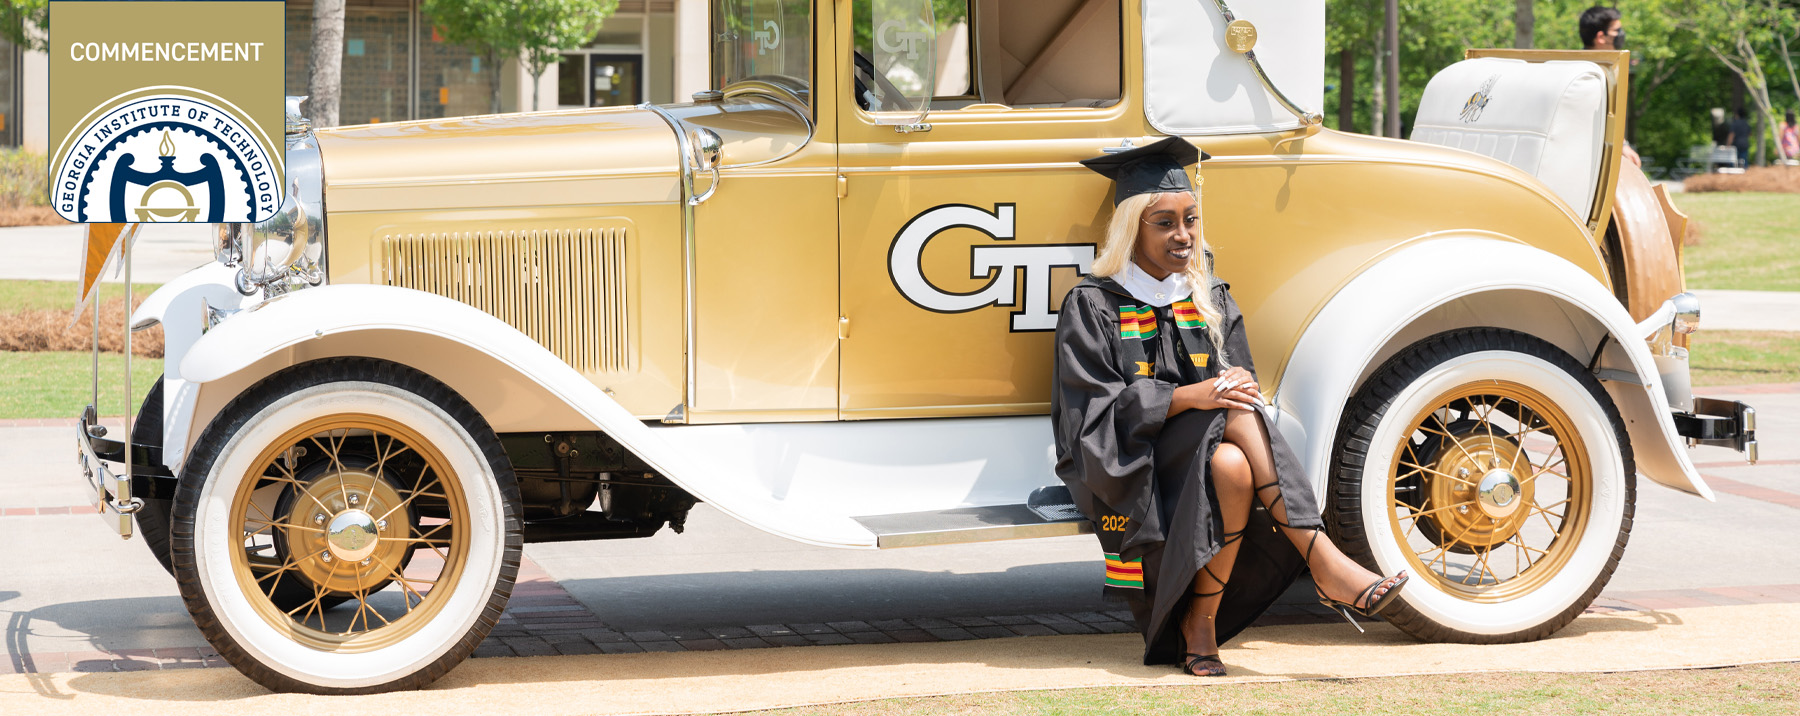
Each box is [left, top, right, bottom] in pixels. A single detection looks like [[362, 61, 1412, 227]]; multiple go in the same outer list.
[[1388, 381, 1591, 603], [230, 415, 470, 653]]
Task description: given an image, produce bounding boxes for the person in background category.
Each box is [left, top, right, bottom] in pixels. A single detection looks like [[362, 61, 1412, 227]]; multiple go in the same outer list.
[[1727, 108, 1752, 168], [1779, 110, 1798, 163], [1579, 6, 1641, 166]]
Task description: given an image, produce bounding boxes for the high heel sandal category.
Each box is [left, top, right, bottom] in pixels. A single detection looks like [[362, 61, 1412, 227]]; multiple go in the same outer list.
[[1183, 528, 1242, 677], [1254, 480, 1410, 633], [1300, 528, 1409, 632]]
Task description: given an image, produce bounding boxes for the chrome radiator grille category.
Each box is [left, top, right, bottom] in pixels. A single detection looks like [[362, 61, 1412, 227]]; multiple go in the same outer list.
[[380, 227, 630, 373]]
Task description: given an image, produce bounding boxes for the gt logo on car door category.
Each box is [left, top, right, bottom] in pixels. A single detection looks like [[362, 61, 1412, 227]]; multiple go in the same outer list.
[[888, 203, 1096, 331]]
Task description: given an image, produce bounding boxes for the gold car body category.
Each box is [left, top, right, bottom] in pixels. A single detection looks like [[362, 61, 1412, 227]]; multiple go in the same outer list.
[[312, 11, 1626, 430]]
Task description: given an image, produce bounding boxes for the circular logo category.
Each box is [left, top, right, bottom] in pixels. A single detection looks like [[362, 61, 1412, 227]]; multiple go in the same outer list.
[[52, 92, 281, 223]]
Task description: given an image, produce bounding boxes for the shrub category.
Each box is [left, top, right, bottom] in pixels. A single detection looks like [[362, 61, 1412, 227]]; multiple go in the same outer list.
[[0, 147, 48, 208]]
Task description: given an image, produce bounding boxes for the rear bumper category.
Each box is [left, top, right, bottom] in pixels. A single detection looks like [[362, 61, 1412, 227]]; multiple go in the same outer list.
[[1674, 397, 1758, 463]]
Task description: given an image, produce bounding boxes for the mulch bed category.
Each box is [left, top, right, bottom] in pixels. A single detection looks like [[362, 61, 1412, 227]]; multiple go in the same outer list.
[[1684, 165, 1800, 193], [0, 297, 163, 357]]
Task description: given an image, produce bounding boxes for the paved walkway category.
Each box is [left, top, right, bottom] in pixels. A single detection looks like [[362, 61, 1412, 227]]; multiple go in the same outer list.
[[0, 223, 212, 285], [1, 384, 1790, 677], [1690, 289, 1800, 332]]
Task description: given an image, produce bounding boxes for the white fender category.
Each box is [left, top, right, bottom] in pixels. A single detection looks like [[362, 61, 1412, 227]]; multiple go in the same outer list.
[[178, 284, 888, 548], [127, 263, 257, 469], [1278, 236, 1712, 502]]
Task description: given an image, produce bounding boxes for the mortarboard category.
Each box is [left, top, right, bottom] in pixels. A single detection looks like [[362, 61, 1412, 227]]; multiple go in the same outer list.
[[1079, 136, 1211, 206]]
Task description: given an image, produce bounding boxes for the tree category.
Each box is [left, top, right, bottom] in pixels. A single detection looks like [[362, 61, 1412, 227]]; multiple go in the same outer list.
[[0, 0, 45, 52], [1680, 0, 1800, 166], [516, 0, 618, 112], [424, 0, 619, 115], [308, 0, 346, 128]]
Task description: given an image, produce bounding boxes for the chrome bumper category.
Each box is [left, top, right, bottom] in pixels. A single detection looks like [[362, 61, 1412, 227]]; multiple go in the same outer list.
[[1674, 397, 1759, 464], [75, 405, 146, 538]]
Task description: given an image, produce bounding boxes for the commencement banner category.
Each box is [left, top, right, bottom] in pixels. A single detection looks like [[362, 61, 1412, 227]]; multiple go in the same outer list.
[[48, 0, 284, 223]]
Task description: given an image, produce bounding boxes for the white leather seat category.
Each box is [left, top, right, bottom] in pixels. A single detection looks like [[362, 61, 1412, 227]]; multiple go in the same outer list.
[[1411, 58, 1608, 216]]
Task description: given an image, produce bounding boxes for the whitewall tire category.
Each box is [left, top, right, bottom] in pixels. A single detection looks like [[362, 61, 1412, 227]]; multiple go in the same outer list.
[[1330, 328, 1635, 643], [172, 358, 522, 693]]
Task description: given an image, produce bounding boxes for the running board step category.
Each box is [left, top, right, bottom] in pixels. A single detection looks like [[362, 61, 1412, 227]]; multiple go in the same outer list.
[[854, 486, 1092, 548]]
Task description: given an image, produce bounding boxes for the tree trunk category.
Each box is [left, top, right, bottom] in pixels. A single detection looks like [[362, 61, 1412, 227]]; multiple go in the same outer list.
[[307, 0, 346, 128], [1339, 48, 1356, 133], [1371, 31, 1385, 137], [1514, 0, 1534, 49], [1384, 0, 1400, 137], [490, 52, 504, 115]]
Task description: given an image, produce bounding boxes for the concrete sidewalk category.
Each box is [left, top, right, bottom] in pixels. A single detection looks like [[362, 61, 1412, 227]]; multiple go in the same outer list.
[[1690, 289, 1800, 332], [0, 223, 212, 285]]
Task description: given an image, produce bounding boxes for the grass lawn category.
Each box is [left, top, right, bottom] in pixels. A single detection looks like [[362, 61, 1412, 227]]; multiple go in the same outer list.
[[0, 278, 161, 313], [0, 351, 160, 419], [1688, 330, 1800, 387], [1676, 192, 1800, 292], [749, 662, 1799, 715]]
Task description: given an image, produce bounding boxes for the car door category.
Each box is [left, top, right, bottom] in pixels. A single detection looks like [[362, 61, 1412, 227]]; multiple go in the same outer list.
[[835, 0, 1140, 419]]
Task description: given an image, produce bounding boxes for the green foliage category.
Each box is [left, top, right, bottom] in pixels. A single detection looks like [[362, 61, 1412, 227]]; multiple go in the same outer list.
[[0, 148, 47, 208], [515, 0, 621, 79], [1323, 0, 1800, 173], [0, 0, 46, 53], [423, 0, 620, 110]]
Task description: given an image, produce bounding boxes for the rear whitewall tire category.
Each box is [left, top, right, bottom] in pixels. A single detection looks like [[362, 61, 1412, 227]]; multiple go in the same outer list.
[[1331, 329, 1635, 643], [172, 359, 521, 693]]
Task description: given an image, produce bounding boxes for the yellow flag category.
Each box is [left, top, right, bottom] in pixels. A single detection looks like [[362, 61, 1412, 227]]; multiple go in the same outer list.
[[71, 223, 138, 321]]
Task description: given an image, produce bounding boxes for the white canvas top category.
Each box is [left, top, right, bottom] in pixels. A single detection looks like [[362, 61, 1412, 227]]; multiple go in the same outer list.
[[1143, 0, 1326, 136]]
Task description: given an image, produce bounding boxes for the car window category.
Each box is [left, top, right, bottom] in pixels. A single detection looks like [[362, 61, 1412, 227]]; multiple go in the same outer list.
[[851, 0, 972, 110], [713, 0, 814, 106], [852, 0, 1121, 112]]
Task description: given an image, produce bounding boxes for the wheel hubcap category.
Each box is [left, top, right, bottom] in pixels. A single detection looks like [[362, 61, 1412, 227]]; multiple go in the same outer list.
[[327, 509, 381, 562], [1477, 469, 1522, 518]]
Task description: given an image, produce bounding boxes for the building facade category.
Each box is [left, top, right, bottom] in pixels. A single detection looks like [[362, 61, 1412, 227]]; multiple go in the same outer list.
[[13, 0, 708, 153]]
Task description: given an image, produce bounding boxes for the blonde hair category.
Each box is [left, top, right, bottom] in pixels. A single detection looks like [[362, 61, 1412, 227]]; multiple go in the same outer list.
[[1090, 190, 1229, 366]]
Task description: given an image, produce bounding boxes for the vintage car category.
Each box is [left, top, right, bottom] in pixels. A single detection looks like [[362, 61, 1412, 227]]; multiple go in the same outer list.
[[74, 0, 1755, 694]]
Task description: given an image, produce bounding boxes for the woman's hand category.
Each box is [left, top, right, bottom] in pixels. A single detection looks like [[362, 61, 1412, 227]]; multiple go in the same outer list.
[[1169, 367, 1263, 415]]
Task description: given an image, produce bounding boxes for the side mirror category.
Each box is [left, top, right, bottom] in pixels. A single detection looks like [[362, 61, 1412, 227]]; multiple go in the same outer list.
[[870, 0, 935, 131]]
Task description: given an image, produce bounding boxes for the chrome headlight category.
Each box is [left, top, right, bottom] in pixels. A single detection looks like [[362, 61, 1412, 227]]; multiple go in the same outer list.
[[216, 96, 327, 296]]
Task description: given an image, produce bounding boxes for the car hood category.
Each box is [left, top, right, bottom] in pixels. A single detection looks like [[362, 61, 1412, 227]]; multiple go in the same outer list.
[[314, 105, 683, 212], [313, 98, 813, 213]]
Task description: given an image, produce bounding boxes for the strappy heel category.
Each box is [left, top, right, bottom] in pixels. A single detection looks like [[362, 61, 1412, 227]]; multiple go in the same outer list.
[[1182, 652, 1226, 677], [1254, 480, 1410, 633], [1184, 528, 1243, 677]]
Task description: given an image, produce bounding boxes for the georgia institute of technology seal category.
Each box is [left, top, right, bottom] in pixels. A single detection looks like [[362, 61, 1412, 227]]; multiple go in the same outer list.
[[50, 87, 281, 223]]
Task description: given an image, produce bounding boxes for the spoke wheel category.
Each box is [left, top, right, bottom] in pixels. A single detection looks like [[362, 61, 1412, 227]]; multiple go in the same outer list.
[[1330, 328, 1634, 643], [173, 358, 521, 694], [1390, 383, 1591, 601], [233, 418, 463, 651]]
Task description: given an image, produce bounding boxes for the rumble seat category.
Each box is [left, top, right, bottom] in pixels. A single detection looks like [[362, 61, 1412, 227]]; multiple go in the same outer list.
[[1411, 58, 1608, 215]]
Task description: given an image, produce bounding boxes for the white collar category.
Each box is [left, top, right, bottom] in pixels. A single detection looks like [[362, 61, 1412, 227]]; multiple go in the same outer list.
[[1115, 261, 1192, 307]]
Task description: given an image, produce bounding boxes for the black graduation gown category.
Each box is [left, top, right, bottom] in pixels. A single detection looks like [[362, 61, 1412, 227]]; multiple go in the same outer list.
[[1050, 275, 1322, 665]]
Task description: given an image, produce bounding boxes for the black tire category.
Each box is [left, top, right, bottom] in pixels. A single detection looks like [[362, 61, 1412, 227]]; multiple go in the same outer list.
[[132, 377, 176, 576], [1328, 328, 1635, 643], [172, 358, 522, 694]]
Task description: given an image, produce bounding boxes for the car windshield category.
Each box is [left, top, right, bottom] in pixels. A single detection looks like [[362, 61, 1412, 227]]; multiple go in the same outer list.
[[711, 0, 812, 106]]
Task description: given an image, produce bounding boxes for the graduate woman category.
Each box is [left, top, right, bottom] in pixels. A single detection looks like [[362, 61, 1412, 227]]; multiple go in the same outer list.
[[1051, 137, 1408, 677]]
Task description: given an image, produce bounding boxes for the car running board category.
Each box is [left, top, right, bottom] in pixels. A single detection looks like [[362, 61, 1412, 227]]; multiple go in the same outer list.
[[853, 486, 1092, 548]]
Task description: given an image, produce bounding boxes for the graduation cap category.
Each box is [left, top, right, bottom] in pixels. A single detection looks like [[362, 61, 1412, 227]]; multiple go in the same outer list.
[[1079, 136, 1211, 206]]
